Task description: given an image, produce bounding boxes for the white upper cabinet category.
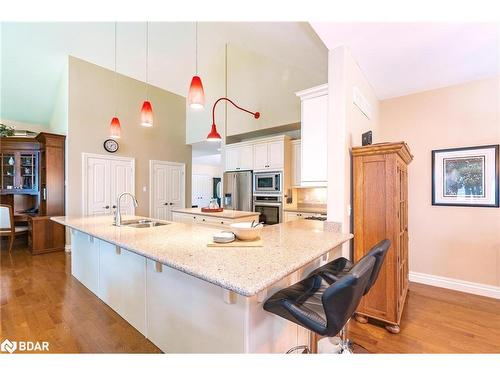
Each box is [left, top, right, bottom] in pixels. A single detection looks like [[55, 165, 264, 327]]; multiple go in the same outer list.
[[296, 84, 328, 186], [291, 140, 301, 187], [224, 136, 287, 172], [224, 144, 254, 171], [253, 140, 284, 171]]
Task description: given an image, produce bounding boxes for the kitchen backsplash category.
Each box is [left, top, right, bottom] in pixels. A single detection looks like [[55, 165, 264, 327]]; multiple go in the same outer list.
[[297, 187, 327, 205]]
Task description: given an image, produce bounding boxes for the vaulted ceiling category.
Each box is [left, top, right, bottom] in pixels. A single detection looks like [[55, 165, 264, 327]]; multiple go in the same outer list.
[[311, 22, 499, 99], [0, 22, 327, 126]]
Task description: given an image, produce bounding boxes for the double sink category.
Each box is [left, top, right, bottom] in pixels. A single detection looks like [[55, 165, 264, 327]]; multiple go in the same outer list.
[[115, 219, 169, 229]]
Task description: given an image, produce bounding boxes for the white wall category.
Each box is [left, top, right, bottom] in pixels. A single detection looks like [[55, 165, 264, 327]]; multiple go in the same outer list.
[[327, 46, 380, 257], [226, 44, 325, 137]]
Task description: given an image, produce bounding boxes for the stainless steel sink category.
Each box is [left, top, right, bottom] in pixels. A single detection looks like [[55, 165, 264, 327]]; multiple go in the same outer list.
[[115, 219, 169, 228]]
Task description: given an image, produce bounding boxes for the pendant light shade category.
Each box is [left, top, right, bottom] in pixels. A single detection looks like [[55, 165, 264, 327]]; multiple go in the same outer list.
[[188, 22, 205, 109], [206, 123, 222, 142], [188, 75, 205, 109], [109, 117, 121, 139], [140, 100, 154, 127]]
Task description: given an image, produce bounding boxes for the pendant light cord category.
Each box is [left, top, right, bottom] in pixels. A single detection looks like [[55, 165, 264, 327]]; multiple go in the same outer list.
[[195, 22, 198, 75], [114, 21, 117, 116], [145, 21, 149, 99]]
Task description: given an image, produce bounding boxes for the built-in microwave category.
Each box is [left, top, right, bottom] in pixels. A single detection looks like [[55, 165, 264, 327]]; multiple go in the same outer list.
[[253, 171, 282, 195]]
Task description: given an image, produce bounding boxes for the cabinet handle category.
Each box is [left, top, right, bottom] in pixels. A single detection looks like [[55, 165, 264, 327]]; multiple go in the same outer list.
[[169, 202, 174, 205], [103, 205, 110, 209], [202, 218, 206, 222], [164, 202, 169, 205], [42, 187, 47, 200]]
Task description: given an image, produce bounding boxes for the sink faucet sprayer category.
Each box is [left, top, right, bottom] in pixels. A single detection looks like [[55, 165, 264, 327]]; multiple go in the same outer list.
[[114, 192, 139, 226]]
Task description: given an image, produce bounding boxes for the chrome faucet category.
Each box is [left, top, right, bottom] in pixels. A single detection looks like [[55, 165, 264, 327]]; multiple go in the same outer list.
[[114, 192, 139, 226]]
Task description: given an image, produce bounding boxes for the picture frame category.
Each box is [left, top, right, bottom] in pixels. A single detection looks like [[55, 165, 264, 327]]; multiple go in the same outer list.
[[432, 144, 499, 207]]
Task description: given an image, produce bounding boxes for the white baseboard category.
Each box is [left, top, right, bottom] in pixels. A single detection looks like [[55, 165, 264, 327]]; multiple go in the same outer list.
[[64, 245, 71, 253], [409, 271, 500, 300]]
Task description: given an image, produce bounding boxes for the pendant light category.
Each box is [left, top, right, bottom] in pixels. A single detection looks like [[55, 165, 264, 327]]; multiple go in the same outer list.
[[109, 22, 121, 139], [188, 22, 205, 109], [140, 22, 153, 127], [208, 97, 260, 142]]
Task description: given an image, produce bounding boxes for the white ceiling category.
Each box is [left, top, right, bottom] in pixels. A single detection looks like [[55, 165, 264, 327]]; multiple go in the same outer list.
[[311, 22, 499, 99], [1, 22, 327, 125]]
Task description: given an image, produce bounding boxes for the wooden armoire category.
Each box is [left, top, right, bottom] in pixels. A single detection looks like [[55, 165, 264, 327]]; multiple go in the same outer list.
[[352, 142, 413, 333]]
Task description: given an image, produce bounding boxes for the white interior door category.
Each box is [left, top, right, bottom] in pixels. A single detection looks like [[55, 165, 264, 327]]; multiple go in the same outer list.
[[83, 154, 135, 216], [110, 159, 135, 215], [150, 160, 185, 221], [86, 156, 111, 215]]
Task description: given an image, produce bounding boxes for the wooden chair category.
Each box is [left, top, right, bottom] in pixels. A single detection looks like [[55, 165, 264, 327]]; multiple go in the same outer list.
[[0, 204, 29, 252]]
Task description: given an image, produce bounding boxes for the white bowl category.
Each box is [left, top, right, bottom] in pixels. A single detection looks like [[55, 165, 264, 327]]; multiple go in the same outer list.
[[230, 222, 263, 241]]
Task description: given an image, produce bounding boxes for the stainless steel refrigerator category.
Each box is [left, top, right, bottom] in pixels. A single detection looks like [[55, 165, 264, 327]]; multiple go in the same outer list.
[[223, 171, 253, 212]]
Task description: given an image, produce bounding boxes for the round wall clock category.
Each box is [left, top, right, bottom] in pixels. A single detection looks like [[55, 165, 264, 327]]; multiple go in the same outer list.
[[103, 139, 119, 153]]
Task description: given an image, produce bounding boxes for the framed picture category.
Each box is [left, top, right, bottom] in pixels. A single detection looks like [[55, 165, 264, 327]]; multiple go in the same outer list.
[[432, 145, 499, 207]]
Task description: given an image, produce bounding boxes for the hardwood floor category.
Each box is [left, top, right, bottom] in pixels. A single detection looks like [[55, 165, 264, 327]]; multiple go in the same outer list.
[[0, 241, 160, 353], [1, 241, 499, 354]]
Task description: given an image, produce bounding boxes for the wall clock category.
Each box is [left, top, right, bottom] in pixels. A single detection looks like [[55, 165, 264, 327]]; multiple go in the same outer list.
[[103, 139, 119, 153]]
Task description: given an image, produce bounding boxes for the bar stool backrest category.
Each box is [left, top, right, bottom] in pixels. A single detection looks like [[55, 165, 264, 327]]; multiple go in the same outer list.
[[321, 255, 375, 337]]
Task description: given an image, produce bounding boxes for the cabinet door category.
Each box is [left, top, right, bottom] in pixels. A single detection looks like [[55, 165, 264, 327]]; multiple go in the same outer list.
[[71, 230, 99, 295], [98, 241, 147, 335], [110, 159, 135, 216], [267, 141, 284, 169], [301, 94, 328, 185], [85, 157, 111, 215], [284, 212, 300, 222], [253, 143, 269, 170], [225, 147, 239, 171], [291, 142, 301, 187], [238, 144, 254, 170]]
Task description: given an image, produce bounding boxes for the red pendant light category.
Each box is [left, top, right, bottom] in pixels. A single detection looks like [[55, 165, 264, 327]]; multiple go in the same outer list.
[[140, 100, 153, 127], [140, 22, 154, 127], [109, 22, 121, 139], [110, 117, 121, 139], [208, 97, 260, 142], [188, 22, 205, 109]]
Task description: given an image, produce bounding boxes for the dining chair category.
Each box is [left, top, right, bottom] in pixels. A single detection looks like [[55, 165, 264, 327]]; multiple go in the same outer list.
[[0, 204, 29, 252]]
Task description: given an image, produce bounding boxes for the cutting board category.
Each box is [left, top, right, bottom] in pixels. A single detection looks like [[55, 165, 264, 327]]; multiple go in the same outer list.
[[207, 238, 263, 247]]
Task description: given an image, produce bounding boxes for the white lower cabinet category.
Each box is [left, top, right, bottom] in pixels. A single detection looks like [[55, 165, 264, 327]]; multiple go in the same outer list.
[[71, 230, 99, 295], [98, 241, 147, 335], [171, 212, 259, 229]]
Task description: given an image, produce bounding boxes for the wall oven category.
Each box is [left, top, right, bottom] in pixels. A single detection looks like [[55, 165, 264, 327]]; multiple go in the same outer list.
[[253, 171, 282, 195], [253, 195, 282, 225]]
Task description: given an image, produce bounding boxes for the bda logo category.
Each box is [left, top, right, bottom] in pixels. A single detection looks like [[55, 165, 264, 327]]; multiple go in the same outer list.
[[0, 339, 17, 354]]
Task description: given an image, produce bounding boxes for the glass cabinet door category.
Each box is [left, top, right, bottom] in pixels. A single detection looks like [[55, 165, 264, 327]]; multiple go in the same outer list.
[[1, 153, 16, 190], [20, 153, 38, 191]]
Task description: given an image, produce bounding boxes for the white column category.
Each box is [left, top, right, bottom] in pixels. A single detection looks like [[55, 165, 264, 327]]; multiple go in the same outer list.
[[327, 46, 351, 259]]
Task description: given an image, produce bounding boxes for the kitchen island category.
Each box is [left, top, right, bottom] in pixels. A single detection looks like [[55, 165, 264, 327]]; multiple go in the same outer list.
[[52, 215, 352, 353]]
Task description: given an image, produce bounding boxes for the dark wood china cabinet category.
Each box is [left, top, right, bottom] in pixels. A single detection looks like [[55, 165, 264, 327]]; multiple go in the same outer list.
[[0, 133, 66, 254]]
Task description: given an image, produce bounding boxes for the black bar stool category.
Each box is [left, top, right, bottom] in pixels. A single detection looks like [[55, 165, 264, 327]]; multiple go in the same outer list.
[[263, 254, 375, 354], [310, 239, 390, 291], [307, 239, 391, 351]]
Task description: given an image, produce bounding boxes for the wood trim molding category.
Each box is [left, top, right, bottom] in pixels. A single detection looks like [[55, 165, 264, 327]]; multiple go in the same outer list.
[[295, 84, 328, 100], [409, 271, 500, 300], [352, 142, 414, 164]]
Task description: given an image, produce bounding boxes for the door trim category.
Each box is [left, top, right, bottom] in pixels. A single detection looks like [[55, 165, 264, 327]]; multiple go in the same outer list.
[[149, 160, 186, 218], [82, 153, 136, 216]]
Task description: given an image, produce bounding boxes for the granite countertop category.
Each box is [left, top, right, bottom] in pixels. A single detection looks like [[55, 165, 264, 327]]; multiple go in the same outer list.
[[172, 207, 259, 219], [51, 215, 352, 297]]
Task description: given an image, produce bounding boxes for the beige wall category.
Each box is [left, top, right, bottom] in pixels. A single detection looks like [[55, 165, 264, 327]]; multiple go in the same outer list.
[[380, 77, 500, 287], [68, 56, 192, 217]]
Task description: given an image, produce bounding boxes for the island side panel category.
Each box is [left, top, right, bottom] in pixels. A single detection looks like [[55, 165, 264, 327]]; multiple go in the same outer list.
[[146, 259, 247, 353]]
